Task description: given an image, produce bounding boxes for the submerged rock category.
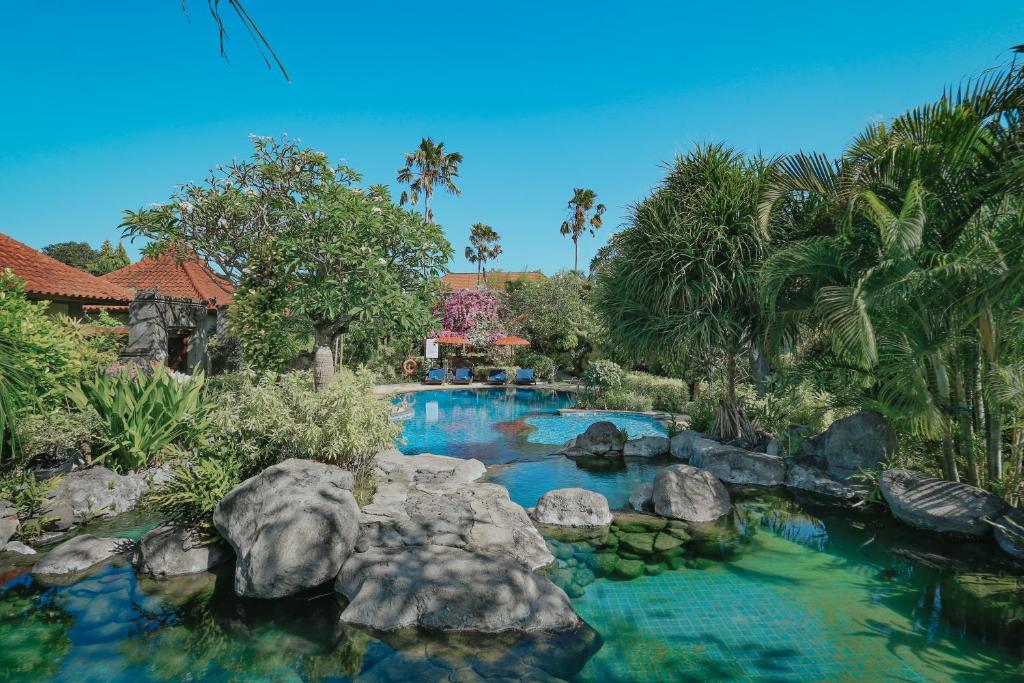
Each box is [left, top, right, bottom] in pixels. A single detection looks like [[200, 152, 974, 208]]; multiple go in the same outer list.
[[136, 524, 231, 578], [801, 410, 896, 481], [942, 572, 1024, 655], [623, 436, 669, 458], [669, 430, 720, 461], [359, 449, 552, 570], [533, 488, 613, 528], [33, 534, 129, 576], [572, 421, 624, 457], [691, 445, 785, 487], [992, 508, 1024, 561], [784, 460, 858, 501], [629, 483, 654, 512], [653, 464, 731, 522], [336, 544, 582, 633], [213, 458, 360, 598], [880, 469, 1007, 537]]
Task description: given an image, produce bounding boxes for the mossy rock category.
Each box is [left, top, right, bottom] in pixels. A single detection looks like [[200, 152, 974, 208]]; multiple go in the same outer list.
[[573, 566, 596, 587], [564, 582, 587, 598], [551, 542, 575, 561], [547, 567, 575, 588], [644, 562, 668, 576], [613, 558, 646, 579], [668, 556, 689, 570], [662, 525, 691, 541], [612, 514, 668, 533], [685, 557, 715, 570], [594, 552, 620, 576], [655, 545, 686, 560], [653, 533, 685, 553], [618, 532, 657, 555]]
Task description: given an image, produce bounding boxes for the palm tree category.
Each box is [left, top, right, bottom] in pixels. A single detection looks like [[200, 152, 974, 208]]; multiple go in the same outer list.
[[560, 188, 606, 271], [396, 138, 463, 223], [464, 223, 503, 284]]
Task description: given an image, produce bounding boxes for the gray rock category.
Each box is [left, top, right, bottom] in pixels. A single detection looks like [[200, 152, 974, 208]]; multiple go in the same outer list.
[[533, 488, 613, 528], [629, 483, 654, 512], [653, 464, 731, 522], [573, 421, 624, 456], [335, 544, 582, 633], [784, 461, 858, 501], [669, 430, 720, 460], [213, 458, 360, 598], [691, 445, 785, 486], [0, 515, 16, 549], [802, 410, 896, 481], [39, 498, 76, 531], [359, 449, 553, 571], [4, 541, 36, 555], [33, 534, 129, 575], [136, 525, 231, 578], [880, 469, 1008, 537], [994, 508, 1024, 561], [48, 466, 150, 523], [623, 436, 669, 458]]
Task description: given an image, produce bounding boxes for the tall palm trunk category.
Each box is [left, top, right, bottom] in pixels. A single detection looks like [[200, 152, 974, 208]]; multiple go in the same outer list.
[[715, 353, 756, 442], [980, 309, 1002, 483], [952, 365, 978, 485], [573, 236, 579, 271], [748, 339, 770, 397], [933, 361, 959, 482]]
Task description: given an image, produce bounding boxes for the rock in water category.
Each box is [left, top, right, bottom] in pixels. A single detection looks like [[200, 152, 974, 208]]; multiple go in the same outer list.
[[33, 534, 128, 576], [880, 469, 1007, 537], [653, 464, 731, 522], [213, 458, 360, 598], [993, 508, 1024, 560], [533, 488, 613, 528], [336, 544, 582, 633], [629, 483, 654, 512], [691, 445, 785, 486], [136, 525, 231, 578], [669, 430, 720, 461], [359, 449, 553, 570], [801, 410, 896, 481], [573, 421, 624, 456], [784, 460, 858, 501], [48, 466, 150, 522], [623, 436, 669, 458]]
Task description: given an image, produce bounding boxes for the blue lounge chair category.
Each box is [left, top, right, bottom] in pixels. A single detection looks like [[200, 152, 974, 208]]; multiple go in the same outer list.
[[424, 367, 447, 385], [451, 367, 473, 385], [486, 369, 508, 385], [514, 368, 536, 385]]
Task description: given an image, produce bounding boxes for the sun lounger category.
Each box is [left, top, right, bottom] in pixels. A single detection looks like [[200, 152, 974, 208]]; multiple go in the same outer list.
[[486, 369, 508, 385], [514, 368, 536, 385], [424, 367, 447, 385], [451, 367, 473, 385]]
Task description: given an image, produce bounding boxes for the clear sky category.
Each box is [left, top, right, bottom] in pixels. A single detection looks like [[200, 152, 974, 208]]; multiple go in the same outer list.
[[1, 2, 1021, 274]]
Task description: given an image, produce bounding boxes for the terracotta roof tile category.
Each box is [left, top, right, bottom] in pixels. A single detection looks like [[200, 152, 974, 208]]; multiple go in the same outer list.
[[0, 232, 133, 303], [441, 271, 544, 291], [102, 252, 234, 309]]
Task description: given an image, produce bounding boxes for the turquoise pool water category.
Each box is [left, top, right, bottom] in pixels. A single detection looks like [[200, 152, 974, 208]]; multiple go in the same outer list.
[[2, 388, 1023, 681]]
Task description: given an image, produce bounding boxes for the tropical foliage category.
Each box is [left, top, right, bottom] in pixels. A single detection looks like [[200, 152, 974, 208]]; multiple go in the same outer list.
[[560, 187, 606, 271], [41, 240, 130, 275], [465, 223, 502, 284], [396, 137, 463, 223]]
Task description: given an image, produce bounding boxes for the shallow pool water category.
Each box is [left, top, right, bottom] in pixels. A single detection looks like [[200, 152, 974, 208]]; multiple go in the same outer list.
[[2, 388, 1023, 681]]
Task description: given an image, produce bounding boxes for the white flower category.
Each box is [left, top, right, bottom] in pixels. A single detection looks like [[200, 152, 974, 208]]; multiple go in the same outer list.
[[371, 207, 382, 214]]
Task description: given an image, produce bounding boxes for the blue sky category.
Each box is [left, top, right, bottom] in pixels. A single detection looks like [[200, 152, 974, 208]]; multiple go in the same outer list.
[[1, 2, 1021, 274]]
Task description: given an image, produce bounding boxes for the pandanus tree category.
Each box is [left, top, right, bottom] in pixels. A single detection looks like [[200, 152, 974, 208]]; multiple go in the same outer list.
[[396, 137, 463, 224], [560, 188, 606, 271], [594, 144, 772, 441], [464, 223, 503, 284], [759, 66, 1024, 484]]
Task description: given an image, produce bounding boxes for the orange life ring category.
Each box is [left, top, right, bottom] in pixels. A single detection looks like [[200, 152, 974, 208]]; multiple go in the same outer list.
[[402, 358, 419, 376]]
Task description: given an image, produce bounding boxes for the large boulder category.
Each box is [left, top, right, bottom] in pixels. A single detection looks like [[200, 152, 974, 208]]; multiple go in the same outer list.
[[802, 410, 896, 481], [47, 466, 150, 523], [213, 458, 360, 598], [533, 488, 613, 528], [572, 421, 624, 457], [691, 445, 785, 486], [136, 525, 231, 578], [669, 430, 720, 461], [335, 544, 582, 633], [784, 460, 858, 501], [880, 469, 1007, 537], [653, 464, 731, 522], [993, 508, 1024, 561], [358, 449, 553, 571], [629, 483, 654, 512], [623, 436, 669, 458], [0, 500, 16, 550], [33, 534, 129, 576]]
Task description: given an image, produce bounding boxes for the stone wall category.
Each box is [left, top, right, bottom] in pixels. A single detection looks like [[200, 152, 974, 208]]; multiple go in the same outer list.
[[120, 291, 210, 373]]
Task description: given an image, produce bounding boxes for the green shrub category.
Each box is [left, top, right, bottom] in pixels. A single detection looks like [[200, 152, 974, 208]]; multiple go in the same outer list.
[[517, 352, 556, 382], [66, 365, 213, 473], [205, 368, 399, 485], [13, 406, 101, 470], [579, 389, 654, 412], [146, 456, 241, 536], [622, 372, 688, 413], [581, 359, 624, 392]]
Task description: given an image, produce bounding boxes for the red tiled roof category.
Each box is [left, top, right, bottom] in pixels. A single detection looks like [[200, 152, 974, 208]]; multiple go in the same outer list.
[[441, 271, 544, 291], [0, 232, 133, 304], [102, 252, 234, 309]]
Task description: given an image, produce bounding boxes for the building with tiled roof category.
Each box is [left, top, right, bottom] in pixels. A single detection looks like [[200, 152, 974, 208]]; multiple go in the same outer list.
[[101, 251, 234, 309], [0, 232, 133, 316], [441, 270, 544, 291]]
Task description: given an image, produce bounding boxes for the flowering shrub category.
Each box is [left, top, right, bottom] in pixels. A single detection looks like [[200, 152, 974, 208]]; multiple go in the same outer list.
[[435, 287, 508, 347]]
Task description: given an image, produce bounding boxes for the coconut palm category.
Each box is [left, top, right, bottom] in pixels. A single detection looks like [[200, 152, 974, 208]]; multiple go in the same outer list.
[[464, 223, 503, 284], [595, 144, 772, 441], [560, 188, 606, 271], [396, 138, 463, 223]]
